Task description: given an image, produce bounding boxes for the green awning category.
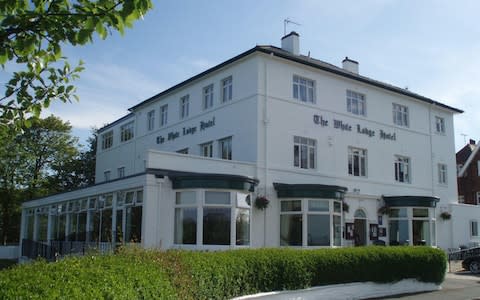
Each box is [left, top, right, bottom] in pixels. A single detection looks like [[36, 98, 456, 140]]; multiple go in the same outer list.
[[383, 196, 439, 208], [273, 183, 347, 199], [170, 174, 258, 192]]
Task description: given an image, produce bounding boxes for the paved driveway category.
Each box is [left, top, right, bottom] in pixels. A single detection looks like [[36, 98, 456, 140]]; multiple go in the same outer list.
[[384, 272, 480, 300]]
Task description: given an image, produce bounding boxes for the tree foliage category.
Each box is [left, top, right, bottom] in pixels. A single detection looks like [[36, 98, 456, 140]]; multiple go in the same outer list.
[[0, 115, 95, 244], [0, 0, 153, 129]]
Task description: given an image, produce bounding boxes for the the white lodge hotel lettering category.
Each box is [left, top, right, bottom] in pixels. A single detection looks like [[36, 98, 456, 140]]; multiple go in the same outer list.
[[313, 114, 396, 141], [156, 116, 216, 144]]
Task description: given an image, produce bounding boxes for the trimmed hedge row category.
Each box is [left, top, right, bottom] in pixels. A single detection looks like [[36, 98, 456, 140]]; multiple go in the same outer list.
[[0, 246, 446, 299]]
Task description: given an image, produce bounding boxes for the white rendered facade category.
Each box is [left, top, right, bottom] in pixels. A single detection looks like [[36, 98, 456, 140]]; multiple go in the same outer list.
[[20, 33, 463, 256]]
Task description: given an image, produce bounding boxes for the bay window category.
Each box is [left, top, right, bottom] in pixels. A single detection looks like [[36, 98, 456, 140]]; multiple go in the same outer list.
[[280, 199, 342, 247], [174, 190, 251, 247], [388, 207, 436, 246]]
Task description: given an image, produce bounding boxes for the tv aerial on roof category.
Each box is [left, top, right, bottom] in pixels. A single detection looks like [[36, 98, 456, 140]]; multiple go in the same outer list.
[[284, 18, 301, 35]]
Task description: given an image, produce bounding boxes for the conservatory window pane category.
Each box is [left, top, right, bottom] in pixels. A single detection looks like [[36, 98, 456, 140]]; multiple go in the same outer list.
[[307, 215, 330, 246], [203, 207, 231, 245], [280, 214, 302, 246], [174, 207, 197, 244], [236, 208, 250, 245]]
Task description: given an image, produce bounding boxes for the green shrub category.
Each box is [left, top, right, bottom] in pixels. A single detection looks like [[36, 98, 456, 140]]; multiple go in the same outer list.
[[175, 247, 446, 299], [0, 252, 176, 299], [0, 246, 446, 299]]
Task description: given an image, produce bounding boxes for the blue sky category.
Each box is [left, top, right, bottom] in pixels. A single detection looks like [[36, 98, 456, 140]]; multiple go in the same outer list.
[[33, 0, 480, 150]]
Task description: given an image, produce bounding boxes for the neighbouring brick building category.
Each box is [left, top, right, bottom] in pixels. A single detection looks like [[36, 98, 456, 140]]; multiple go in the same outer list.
[[457, 139, 480, 205]]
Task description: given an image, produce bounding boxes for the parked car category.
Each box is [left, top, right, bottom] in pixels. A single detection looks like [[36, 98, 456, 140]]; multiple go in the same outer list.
[[462, 256, 480, 273]]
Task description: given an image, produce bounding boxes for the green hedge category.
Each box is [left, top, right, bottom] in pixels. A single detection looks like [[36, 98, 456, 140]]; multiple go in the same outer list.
[[0, 246, 446, 299]]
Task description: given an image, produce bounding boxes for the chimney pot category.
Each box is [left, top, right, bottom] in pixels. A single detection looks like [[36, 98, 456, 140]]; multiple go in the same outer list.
[[470, 139, 476, 145], [281, 31, 300, 55], [342, 57, 359, 74]]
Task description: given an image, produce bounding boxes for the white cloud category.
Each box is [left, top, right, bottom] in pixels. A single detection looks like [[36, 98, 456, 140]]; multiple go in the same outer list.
[[44, 62, 167, 130]]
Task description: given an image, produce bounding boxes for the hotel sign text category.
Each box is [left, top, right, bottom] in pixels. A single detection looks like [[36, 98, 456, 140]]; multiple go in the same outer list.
[[313, 115, 396, 141], [156, 117, 216, 144]]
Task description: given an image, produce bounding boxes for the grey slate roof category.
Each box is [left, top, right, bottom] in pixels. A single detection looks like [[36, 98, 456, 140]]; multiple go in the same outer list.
[[99, 44, 463, 133]]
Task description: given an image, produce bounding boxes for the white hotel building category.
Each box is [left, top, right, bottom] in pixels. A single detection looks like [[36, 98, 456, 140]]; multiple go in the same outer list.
[[20, 32, 464, 257]]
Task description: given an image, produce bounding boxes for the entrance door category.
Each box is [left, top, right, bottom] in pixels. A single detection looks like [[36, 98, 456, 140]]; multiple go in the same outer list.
[[354, 209, 367, 246]]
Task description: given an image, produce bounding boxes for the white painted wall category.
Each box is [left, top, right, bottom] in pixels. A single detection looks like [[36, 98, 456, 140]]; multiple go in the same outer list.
[[450, 203, 480, 248]]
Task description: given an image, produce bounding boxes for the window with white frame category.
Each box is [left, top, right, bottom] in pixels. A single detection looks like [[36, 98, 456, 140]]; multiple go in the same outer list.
[[104, 170, 111, 182], [101, 131, 113, 149], [471, 220, 479, 237], [476, 192, 480, 205], [117, 167, 125, 179], [116, 190, 143, 243], [477, 160, 480, 176], [174, 190, 251, 246], [180, 95, 189, 119], [221, 76, 232, 103], [200, 142, 213, 158], [348, 147, 367, 177], [203, 84, 214, 110], [346, 90, 366, 116], [293, 75, 315, 103], [435, 116, 445, 134], [293, 136, 316, 169], [218, 136, 232, 160], [389, 207, 435, 246], [392, 103, 409, 127], [394, 155, 410, 183], [459, 195, 465, 203], [120, 122, 134, 142], [160, 104, 168, 126], [438, 164, 447, 184], [147, 110, 155, 131], [280, 199, 342, 247]]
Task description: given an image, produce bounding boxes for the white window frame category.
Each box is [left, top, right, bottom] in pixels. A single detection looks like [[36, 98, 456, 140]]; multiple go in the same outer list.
[[476, 192, 480, 205], [117, 167, 125, 179], [388, 207, 436, 246], [174, 190, 251, 248], [471, 220, 479, 237], [477, 160, 480, 176], [293, 75, 315, 103], [218, 136, 232, 160], [200, 141, 213, 158], [438, 163, 447, 185], [435, 116, 445, 134], [203, 84, 214, 110], [180, 95, 189, 119], [160, 104, 168, 127], [293, 136, 316, 169], [221, 76, 233, 103], [147, 110, 155, 131], [392, 103, 409, 127], [101, 130, 113, 149], [280, 199, 342, 247], [348, 147, 367, 177], [104, 170, 111, 182], [120, 122, 134, 142], [459, 195, 465, 203], [346, 90, 366, 116], [394, 155, 411, 183]]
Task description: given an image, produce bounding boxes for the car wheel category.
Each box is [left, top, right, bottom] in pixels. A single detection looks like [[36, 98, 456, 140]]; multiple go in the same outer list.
[[469, 260, 480, 274]]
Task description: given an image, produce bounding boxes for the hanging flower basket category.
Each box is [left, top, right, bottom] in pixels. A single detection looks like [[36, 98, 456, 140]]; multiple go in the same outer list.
[[440, 211, 451, 220], [255, 196, 269, 210], [342, 201, 349, 213]]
